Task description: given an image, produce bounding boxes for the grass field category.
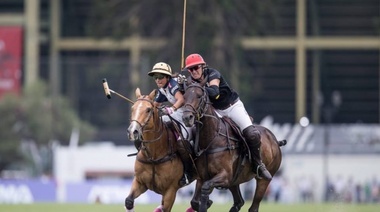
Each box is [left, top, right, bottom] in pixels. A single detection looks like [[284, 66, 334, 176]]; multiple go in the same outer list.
[[0, 203, 378, 212]]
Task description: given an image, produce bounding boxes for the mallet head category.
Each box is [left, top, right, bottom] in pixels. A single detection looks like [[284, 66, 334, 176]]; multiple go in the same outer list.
[[102, 78, 111, 99]]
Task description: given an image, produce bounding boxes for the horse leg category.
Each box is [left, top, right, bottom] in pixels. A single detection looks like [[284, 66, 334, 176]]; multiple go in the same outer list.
[[125, 179, 147, 211], [190, 180, 202, 211], [199, 180, 214, 212], [200, 175, 233, 212], [228, 185, 245, 212], [248, 179, 270, 212], [156, 187, 177, 212], [189, 180, 214, 212]]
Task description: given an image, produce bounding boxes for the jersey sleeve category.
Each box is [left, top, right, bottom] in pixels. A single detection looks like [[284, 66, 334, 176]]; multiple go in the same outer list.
[[207, 69, 221, 81], [167, 79, 180, 96]]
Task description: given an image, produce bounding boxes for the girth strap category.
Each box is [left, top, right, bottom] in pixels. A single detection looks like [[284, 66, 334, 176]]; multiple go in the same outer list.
[[136, 152, 177, 165]]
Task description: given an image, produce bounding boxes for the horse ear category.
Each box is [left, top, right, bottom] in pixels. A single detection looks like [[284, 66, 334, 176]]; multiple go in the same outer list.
[[149, 89, 157, 100], [135, 88, 141, 98], [186, 76, 192, 86], [184, 76, 192, 91]]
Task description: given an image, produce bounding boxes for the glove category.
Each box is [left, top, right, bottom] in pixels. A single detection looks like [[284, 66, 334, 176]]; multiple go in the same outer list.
[[160, 106, 175, 115], [177, 74, 186, 85]]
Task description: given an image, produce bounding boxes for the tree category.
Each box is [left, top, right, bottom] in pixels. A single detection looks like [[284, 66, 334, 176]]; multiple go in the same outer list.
[[0, 80, 96, 176], [86, 0, 280, 70]]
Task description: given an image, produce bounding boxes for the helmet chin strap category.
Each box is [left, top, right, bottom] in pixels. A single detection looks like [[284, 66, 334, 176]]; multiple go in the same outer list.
[[193, 73, 203, 82], [200, 66, 206, 81]]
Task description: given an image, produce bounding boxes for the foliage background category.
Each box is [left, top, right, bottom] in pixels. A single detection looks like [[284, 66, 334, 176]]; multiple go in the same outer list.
[[0, 80, 95, 175]]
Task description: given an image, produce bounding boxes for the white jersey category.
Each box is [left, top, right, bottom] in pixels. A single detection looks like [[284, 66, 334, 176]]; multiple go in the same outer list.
[[155, 78, 191, 140]]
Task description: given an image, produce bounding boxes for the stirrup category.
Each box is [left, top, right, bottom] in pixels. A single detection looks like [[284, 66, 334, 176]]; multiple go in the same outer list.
[[256, 165, 263, 179], [255, 164, 272, 180], [179, 174, 190, 186]]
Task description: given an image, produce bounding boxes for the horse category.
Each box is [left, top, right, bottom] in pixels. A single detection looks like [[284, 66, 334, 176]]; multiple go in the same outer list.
[[125, 88, 187, 212], [182, 79, 287, 212]]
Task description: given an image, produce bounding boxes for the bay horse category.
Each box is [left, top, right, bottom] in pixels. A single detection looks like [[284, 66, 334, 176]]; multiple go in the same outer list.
[[182, 80, 286, 212], [125, 88, 186, 212]]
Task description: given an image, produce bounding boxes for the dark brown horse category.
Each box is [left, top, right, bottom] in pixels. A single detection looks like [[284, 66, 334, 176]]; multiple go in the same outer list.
[[125, 88, 185, 212], [182, 81, 286, 212]]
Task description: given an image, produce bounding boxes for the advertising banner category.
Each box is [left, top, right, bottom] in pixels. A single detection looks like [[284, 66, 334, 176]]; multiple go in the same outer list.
[[0, 179, 56, 203], [0, 27, 23, 99], [66, 180, 161, 204]]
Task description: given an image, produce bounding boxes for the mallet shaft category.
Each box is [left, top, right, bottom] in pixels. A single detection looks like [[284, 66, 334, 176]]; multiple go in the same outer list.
[[109, 89, 134, 104]]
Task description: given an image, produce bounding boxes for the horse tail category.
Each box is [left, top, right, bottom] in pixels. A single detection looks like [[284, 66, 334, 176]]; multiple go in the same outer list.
[[277, 139, 287, 147], [258, 125, 287, 147]]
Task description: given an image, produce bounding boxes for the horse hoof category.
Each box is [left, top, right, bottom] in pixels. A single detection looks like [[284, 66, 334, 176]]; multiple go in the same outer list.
[[185, 207, 196, 212], [229, 206, 239, 212], [207, 199, 213, 208], [124, 206, 134, 212], [153, 205, 164, 212]]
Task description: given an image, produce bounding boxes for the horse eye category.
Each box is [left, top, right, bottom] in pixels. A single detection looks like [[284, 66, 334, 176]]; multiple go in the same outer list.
[[146, 107, 152, 113]]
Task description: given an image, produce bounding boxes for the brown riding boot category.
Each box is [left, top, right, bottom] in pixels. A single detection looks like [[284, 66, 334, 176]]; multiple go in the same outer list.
[[177, 139, 194, 186], [243, 126, 272, 181]]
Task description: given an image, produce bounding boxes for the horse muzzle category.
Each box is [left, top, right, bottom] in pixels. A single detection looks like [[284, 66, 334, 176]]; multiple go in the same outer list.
[[127, 122, 143, 141], [182, 112, 195, 127]]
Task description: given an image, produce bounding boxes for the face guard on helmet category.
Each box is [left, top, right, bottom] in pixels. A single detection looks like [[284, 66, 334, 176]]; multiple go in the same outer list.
[[185, 53, 206, 69], [148, 62, 172, 77]]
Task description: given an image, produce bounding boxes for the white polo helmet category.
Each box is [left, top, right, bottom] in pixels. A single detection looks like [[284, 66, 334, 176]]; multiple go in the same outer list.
[[148, 62, 172, 76]]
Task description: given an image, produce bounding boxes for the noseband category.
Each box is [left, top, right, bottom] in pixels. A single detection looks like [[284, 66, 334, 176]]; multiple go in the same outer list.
[[184, 84, 209, 120], [130, 97, 163, 143]]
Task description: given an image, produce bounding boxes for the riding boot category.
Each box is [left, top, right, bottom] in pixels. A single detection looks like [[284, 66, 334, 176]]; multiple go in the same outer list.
[[177, 139, 194, 186], [242, 126, 272, 181]]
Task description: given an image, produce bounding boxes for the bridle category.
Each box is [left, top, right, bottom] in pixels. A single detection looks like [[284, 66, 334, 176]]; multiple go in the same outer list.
[[130, 96, 177, 168], [184, 83, 222, 157], [130, 96, 179, 192], [183, 83, 210, 121], [130, 97, 163, 143]]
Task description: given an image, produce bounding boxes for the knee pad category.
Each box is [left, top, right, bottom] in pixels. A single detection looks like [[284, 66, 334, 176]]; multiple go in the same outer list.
[[242, 126, 261, 142]]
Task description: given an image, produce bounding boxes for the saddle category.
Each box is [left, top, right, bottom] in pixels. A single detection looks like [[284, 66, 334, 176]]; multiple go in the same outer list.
[[164, 119, 194, 153], [220, 116, 251, 160], [164, 115, 251, 161]]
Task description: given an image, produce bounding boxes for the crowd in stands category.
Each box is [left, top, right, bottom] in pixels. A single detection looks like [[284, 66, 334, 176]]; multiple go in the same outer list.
[[261, 174, 380, 204]]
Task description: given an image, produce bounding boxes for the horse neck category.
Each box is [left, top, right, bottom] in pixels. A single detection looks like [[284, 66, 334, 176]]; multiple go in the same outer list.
[[200, 104, 220, 134], [141, 111, 174, 158]]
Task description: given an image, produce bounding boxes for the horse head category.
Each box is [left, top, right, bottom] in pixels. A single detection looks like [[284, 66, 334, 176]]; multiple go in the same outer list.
[[182, 76, 209, 127], [127, 88, 157, 142]]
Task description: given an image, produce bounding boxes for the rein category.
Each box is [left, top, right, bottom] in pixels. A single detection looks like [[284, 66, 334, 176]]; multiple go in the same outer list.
[[183, 84, 209, 120], [130, 98, 163, 143], [129, 95, 178, 192], [184, 84, 240, 157], [184, 84, 222, 156], [184, 83, 245, 184], [131, 97, 176, 165]]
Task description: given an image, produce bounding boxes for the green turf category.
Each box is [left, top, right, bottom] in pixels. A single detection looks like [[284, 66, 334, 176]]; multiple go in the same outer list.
[[0, 203, 378, 212]]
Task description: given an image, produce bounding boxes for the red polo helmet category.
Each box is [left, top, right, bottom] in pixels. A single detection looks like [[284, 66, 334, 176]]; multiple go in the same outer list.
[[185, 53, 206, 69]]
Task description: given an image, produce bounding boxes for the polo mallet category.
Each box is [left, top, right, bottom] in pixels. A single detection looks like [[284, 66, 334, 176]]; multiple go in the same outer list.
[[102, 78, 134, 104], [181, 0, 187, 69]]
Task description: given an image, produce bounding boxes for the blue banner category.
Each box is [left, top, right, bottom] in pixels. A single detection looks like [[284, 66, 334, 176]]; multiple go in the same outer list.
[[0, 179, 56, 203]]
